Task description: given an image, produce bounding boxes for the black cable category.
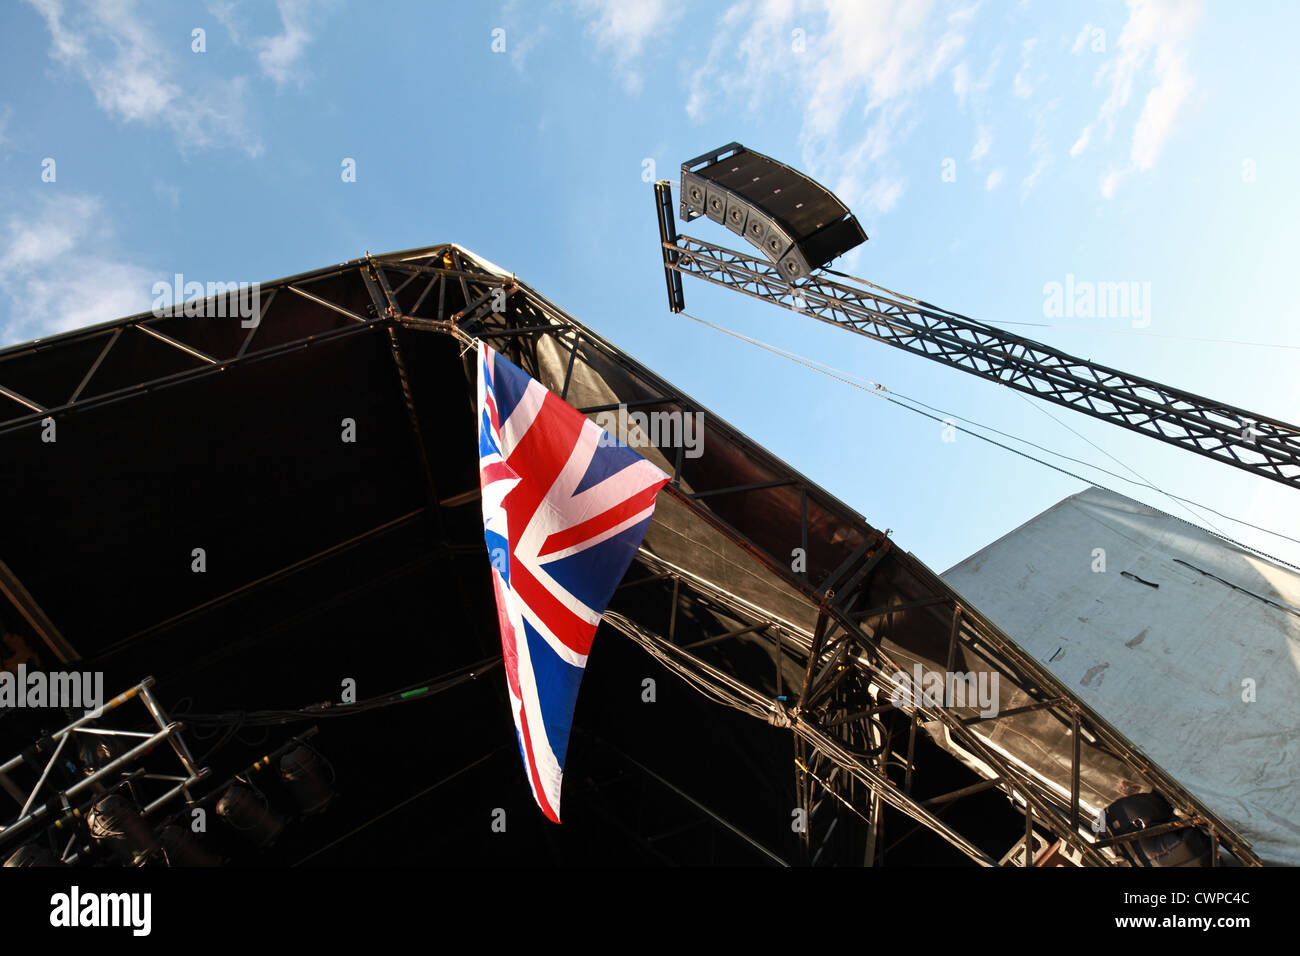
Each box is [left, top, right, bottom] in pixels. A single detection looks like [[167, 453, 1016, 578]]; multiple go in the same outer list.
[[675, 310, 1300, 572], [876, 391, 1300, 572], [291, 746, 507, 866], [181, 656, 502, 730]]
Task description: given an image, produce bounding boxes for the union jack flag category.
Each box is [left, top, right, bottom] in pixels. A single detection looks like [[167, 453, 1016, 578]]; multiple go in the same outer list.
[[477, 342, 669, 822]]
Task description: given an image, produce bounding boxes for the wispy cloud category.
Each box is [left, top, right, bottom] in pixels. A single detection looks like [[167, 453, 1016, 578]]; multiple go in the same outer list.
[[1022, 150, 1050, 195], [952, 61, 972, 105], [26, 0, 262, 155], [683, 0, 979, 224], [1021, 97, 1056, 197], [1082, 0, 1204, 197], [1068, 124, 1091, 158], [208, 0, 326, 87], [984, 167, 1004, 190], [1071, 22, 1096, 54], [969, 124, 992, 161], [0, 194, 154, 345], [864, 177, 907, 216], [254, 0, 317, 87], [948, 2, 981, 27], [952, 44, 1000, 109], [572, 0, 682, 94], [209, 0, 244, 43], [1013, 37, 1036, 98], [498, 0, 547, 74]]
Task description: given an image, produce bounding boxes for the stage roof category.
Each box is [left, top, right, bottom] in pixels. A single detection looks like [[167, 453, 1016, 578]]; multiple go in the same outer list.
[[944, 486, 1300, 865], [0, 244, 1262, 866]]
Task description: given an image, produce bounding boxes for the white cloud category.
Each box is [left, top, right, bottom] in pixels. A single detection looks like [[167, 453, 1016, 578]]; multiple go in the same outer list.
[[26, 0, 262, 155], [1090, 0, 1204, 197], [211, 0, 333, 87], [1069, 124, 1092, 157], [1021, 97, 1056, 196], [508, 34, 542, 74], [209, 0, 240, 39], [948, 2, 980, 26], [0, 194, 154, 346], [1071, 22, 1094, 54], [682, 0, 979, 225], [984, 167, 1004, 190], [952, 46, 1000, 109], [969, 124, 992, 161], [1128, 43, 1194, 171], [1099, 168, 1124, 199], [1013, 37, 1036, 98], [575, 0, 673, 56], [952, 61, 971, 105], [27, 0, 87, 61], [254, 0, 316, 87], [572, 0, 682, 93], [499, 0, 547, 74], [1022, 152, 1050, 195], [863, 176, 906, 217]]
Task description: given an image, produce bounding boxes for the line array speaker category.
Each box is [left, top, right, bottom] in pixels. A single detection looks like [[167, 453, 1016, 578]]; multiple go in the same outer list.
[[679, 143, 867, 280]]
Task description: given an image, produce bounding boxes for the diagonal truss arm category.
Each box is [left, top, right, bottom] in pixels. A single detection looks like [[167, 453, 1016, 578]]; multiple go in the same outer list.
[[656, 192, 1300, 491]]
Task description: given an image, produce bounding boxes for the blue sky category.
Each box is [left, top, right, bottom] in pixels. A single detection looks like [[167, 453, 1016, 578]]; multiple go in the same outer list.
[[1, 0, 1297, 573]]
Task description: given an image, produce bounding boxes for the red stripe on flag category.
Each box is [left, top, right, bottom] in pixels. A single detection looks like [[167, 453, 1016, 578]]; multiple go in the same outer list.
[[491, 574, 523, 701], [511, 560, 595, 656], [481, 461, 516, 487], [516, 701, 560, 823], [503, 391, 585, 531], [536, 480, 666, 557]]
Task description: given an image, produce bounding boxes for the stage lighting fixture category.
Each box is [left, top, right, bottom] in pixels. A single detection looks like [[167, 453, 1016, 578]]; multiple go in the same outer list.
[[216, 782, 287, 848], [279, 744, 335, 815], [1104, 793, 1212, 867], [87, 793, 160, 866], [4, 843, 61, 867], [159, 823, 221, 866]]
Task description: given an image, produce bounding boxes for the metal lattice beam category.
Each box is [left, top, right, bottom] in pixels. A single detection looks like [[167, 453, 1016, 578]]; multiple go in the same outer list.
[[655, 193, 1300, 491]]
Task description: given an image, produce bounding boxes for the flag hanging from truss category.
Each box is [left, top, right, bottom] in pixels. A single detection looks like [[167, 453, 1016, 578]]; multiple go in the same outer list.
[[477, 342, 670, 822]]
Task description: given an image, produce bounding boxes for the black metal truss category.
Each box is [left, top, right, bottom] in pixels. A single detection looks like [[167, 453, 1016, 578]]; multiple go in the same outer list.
[[603, 520, 1237, 867], [0, 242, 1260, 866], [606, 554, 1009, 866], [0, 283, 373, 437], [652, 185, 1300, 491]]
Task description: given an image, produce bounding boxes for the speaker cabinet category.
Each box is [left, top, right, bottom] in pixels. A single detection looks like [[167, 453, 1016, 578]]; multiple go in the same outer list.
[[723, 195, 749, 236], [680, 143, 867, 276]]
